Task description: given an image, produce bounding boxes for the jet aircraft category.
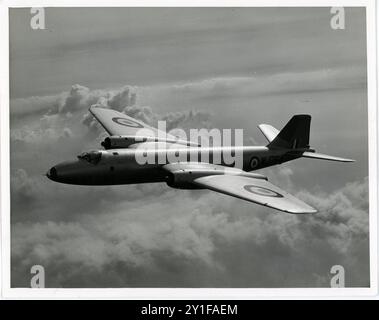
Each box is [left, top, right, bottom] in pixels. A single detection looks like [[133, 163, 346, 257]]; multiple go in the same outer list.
[[47, 107, 354, 214]]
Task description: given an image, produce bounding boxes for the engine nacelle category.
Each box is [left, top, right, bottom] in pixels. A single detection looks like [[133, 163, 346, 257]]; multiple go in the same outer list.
[[165, 171, 205, 190], [101, 135, 199, 149], [101, 136, 148, 149], [164, 163, 268, 190]]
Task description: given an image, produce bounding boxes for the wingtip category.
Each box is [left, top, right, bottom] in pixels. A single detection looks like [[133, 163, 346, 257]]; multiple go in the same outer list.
[[268, 203, 318, 214], [286, 204, 318, 214], [88, 105, 102, 115], [289, 208, 318, 214]]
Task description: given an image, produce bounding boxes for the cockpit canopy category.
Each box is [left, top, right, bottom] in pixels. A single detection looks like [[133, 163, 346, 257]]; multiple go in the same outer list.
[[77, 150, 102, 164]]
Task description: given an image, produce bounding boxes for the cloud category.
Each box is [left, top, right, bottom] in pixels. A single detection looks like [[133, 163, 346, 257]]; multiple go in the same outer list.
[[137, 66, 366, 106], [12, 65, 366, 120], [11, 169, 39, 205], [14, 67, 361, 151], [10, 65, 366, 154], [162, 110, 212, 131], [11, 113, 75, 145], [12, 84, 137, 118], [11, 165, 369, 287], [11, 83, 215, 149]]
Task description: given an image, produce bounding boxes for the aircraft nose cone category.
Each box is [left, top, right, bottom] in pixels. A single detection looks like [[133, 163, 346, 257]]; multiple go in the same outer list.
[[46, 160, 88, 184], [46, 166, 57, 180]]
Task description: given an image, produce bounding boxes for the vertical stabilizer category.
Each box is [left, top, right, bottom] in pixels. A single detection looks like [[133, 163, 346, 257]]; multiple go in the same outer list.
[[267, 115, 311, 149]]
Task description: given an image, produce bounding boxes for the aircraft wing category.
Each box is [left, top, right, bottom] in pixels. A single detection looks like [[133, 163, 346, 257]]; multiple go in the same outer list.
[[89, 106, 170, 137], [193, 175, 317, 214], [163, 162, 317, 214], [89, 106, 199, 147]]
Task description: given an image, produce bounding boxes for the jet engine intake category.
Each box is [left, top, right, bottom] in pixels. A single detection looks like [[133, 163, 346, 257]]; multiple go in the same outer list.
[[165, 171, 205, 190]]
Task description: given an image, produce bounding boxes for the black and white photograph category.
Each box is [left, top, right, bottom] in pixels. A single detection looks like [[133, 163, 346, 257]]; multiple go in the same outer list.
[[0, 1, 378, 299]]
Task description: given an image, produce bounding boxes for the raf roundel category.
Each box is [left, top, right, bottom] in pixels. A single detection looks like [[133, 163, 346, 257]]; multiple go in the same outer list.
[[112, 117, 144, 128], [250, 157, 260, 169], [243, 184, 284, 198]]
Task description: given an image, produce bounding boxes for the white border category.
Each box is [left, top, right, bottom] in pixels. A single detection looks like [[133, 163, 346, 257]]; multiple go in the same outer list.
[[0, 0, 377, 299]]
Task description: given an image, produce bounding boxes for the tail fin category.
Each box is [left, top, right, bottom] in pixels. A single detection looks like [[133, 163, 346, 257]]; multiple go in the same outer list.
[[267, 115, 311, 149]]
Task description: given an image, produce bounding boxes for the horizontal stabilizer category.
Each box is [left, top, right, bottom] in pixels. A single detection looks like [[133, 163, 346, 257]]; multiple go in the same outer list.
[[302, 151, 355, 163], [258, 124, 279, 143]]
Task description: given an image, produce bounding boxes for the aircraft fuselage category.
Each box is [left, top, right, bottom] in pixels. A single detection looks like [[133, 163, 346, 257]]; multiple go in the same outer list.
[[46, 145, 301, 186]]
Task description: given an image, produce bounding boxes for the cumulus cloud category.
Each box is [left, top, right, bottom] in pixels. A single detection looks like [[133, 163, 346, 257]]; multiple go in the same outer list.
[[11, 169, 39, 205], [12, 84, 137, 118], [11, 65, 366, 149], [11, 174, 369, 287], [11, 113, 75, 145], [9, 155, 370, 288], [11, 83, 215, 149], [162, 110, 212, 131]]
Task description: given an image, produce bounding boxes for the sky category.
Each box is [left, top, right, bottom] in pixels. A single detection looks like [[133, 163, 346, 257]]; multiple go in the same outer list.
[[9, 7, 369, 288]]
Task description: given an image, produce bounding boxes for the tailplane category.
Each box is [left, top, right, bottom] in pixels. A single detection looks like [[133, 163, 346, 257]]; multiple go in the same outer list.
[[301, 151, 354, 162]]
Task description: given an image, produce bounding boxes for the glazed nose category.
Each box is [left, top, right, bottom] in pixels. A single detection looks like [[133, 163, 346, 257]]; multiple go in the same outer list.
[[46, 167, 57, 180]]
